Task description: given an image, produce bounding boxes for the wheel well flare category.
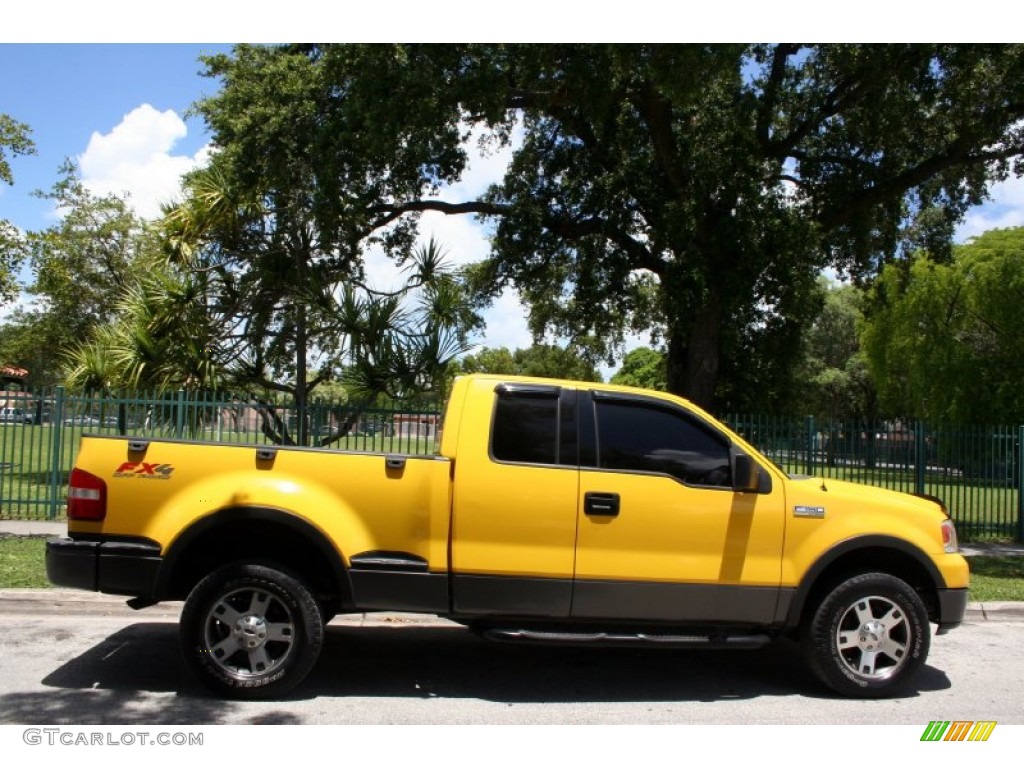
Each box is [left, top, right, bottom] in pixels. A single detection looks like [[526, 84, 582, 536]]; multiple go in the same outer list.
[[794, 543, 942, 626], [160, 509, 349, 605]]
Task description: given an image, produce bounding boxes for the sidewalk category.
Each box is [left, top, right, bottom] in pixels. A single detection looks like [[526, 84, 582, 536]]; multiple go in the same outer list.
[[960, 540, 1024, 556], [0, 588, 455, 625], [0, 520, 66, 536]]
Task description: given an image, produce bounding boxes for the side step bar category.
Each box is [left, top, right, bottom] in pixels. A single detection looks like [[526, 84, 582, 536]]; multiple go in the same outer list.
[[478, 627, 771, 650]]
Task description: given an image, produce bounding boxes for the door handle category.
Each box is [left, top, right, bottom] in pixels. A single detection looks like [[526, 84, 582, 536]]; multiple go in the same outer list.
[[584, 492, 620, 517]]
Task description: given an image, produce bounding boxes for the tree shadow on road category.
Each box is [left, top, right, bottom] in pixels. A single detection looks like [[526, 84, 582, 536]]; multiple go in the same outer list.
[[306, 624, 953, 705], [1, 623, 301, 725], [3, 620, 953, 724]]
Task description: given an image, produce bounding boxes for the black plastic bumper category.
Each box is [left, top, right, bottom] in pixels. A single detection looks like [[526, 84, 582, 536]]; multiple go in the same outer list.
[[935, 587, 969, 634], [46, 537, 163, 598]]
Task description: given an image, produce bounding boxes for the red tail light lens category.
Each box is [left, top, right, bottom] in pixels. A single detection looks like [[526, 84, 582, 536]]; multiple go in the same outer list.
[[68, 468, 107, 521], [941, 519, 959, 554]]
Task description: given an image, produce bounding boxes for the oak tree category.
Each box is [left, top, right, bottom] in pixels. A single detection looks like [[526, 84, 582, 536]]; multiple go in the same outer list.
[[197, 45, 1024, 409], [0, 114, 35, 304], [862, 227, 1024, 423]]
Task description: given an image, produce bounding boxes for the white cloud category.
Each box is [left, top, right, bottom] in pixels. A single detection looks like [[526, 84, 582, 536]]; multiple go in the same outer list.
[[357, 122, 536, 354], [437, 122, 520, 204], [473, 287, 534, 352], [419, 211, 493, 265], [360, 212, 534, 355], [956, 174, 1024, 242], [78, 104, 209, 220], [421, 123, 539, 352]]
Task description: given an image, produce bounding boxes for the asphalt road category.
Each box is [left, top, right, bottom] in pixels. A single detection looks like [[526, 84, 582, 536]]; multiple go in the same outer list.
[[0, 589, 1022, 726]]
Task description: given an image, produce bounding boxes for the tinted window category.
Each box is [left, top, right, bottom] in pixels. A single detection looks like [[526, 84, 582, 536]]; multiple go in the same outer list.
[[595, 400, 731, 487], [491, 394, 559, 465]]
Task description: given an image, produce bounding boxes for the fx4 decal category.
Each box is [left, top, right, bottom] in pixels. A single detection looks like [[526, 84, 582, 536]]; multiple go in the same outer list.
[[113, 461, 175, 480]]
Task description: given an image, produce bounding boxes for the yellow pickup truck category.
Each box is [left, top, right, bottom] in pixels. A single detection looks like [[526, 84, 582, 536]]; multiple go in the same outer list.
[[47, 374, 969, 699]]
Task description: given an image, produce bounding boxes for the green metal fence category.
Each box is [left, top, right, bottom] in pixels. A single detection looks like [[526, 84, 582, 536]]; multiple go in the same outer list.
[[0, 387, 1021, 541], [724, 415, 1024, 541], [0, 387, 443, 522]]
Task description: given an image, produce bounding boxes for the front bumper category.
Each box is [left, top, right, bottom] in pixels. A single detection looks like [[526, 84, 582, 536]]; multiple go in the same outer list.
[[46, 537, 163, 598], [935, 587, 969, 634]]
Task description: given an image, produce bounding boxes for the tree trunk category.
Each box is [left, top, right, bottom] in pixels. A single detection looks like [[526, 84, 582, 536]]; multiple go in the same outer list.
[[293, 231, 311, 446], [665, 294, 722, 411], [294, 302, 309, 446]]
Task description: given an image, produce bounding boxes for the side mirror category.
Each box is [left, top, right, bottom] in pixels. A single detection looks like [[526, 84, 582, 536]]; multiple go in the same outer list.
[[732, 452, 762, 493]]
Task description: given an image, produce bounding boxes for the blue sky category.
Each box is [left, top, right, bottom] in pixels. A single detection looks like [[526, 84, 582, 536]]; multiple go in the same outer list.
[[0, 44, 230, 230]]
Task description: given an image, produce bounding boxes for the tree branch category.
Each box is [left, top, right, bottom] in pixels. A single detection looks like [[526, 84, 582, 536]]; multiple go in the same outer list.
[[820, 139, 1024, 231], [630, 82, 689, 200], [768, 72, 867, 159], [756, 44, 801, 152], [366, 199, 511, 231]]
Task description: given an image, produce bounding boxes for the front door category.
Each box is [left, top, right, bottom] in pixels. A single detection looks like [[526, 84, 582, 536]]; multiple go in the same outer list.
[[572, 393, 785, 624]]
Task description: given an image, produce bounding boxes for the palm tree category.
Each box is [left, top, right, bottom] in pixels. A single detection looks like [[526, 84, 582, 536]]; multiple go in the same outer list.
[[63, 325, 125, 392], [338, 238, 478, 404], [160, 166, 481, 445]]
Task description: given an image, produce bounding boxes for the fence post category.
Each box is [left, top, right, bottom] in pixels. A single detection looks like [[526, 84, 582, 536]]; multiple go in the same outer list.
[[48, 386, 66, 520], [213, 392, 223, 440], [915, 421, 926, 495], [805, 415, 816, 477], [1018, 426, 1024, 543], [175, 389, 185, 439]]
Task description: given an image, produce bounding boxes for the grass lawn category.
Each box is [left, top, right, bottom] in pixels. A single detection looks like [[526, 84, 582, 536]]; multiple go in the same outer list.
[[964, 555, 1024, 601], [1, 536, 1021, 602], [0, 536, 52, 588]]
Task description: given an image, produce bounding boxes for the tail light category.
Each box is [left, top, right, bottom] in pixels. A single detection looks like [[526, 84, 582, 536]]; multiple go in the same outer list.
[[940, 519, 959, 554], [68, 468, 107, 521]]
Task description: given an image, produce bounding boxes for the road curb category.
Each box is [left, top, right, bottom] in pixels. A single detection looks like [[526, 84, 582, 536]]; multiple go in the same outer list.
[[0, 588, 458, 625], [1, 588, 1021, 623], [966, 601, 1024, 622]]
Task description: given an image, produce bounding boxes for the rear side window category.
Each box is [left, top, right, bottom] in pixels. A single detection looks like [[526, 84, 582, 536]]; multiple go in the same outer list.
[[595, 400, 731, 487], [491, 390, 559, 465]]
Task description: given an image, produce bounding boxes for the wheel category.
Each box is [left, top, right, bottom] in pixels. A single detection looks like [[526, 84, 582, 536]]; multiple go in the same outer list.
[[801, 572, 930, 698], [180, 563, 324, 699]]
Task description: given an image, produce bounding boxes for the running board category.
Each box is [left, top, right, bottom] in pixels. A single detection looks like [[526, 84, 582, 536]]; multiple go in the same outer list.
[[479, 627, 771, 650]]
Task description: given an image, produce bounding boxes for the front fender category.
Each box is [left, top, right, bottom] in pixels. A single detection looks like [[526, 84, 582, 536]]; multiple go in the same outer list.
[[781, 535, 954, 628]]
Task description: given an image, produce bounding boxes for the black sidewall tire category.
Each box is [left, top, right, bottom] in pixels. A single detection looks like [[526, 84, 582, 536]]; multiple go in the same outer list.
[[802, 572, 930, 699], [180, 563, 324, 700]]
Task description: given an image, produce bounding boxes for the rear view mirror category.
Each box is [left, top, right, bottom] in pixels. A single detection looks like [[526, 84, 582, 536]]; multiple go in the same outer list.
[[733, 452, 762, 493]]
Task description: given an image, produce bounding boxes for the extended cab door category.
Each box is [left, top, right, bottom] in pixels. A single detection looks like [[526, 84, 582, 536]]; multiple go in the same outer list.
[[572, 391, 785, 624], [450, 382, 580, 617]]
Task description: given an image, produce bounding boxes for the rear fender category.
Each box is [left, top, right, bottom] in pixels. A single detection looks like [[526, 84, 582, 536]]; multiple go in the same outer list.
[[155, 505, 353, 603], [128, 470, 373, 556]]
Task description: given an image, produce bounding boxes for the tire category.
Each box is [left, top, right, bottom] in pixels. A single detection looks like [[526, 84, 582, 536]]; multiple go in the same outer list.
[[180, 563, 324, 699], [801, 572, 930, 698]]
